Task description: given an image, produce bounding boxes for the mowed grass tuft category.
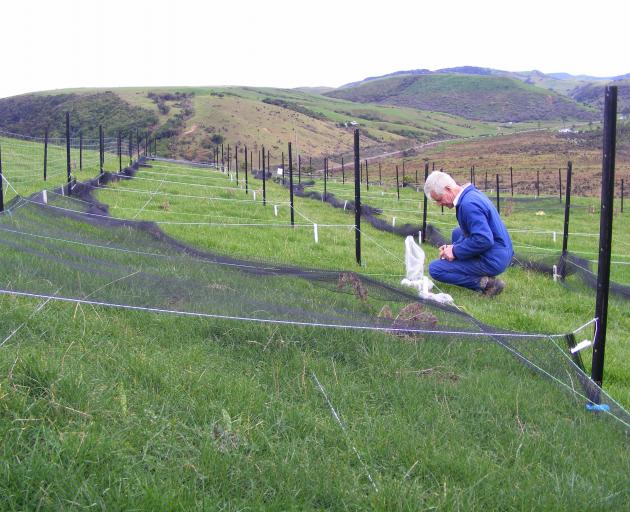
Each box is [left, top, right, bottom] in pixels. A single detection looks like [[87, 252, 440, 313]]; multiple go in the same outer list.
[[1, 156, 630, 510]]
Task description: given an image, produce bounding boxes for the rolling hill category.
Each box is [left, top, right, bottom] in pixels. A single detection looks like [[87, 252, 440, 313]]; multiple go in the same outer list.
[[325, 74, 598, 123]]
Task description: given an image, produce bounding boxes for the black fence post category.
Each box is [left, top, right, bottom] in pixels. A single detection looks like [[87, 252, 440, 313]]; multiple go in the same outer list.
[[99, 125, 104, 173], [496, 174, 500, 215], [265, 149, 269, 205], [227, 144, 231, 175], [422, 163, 429, 243], [536, 170, 540, 198], [354, 129, 361, 265], [402, 160, 405, 184], [221, 144, 224, 171], [80, 133, 83, 171], [289, 142, 294, 226], [395, 165, 400, 200], [560, 161, 573, 281], [592, 85, 618, 388], [324, 158, 327, 200], [260, 145, 264, 202], [298, 154, 301, 184], [365, 159, 369, 191], [235, 146, 239, 185], [558, 167, 562, 201], [282, 152, 285, 185], [621, 179, 624, 213], [379, 162, 382, 184], [484, 171, 488, 191], [118, 131, 122, 172], [44, 127, 49, 181], [244, 146, 248, 195], [510, 166, 513, 196], [128, 132, 132, 166], [341, 156, 345, 184], [136, 128, 140, 161], [66, 112, 72, 195]]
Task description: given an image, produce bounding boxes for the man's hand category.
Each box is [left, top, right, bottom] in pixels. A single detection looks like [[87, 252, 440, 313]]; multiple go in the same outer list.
[[439, 244, 456, 262]]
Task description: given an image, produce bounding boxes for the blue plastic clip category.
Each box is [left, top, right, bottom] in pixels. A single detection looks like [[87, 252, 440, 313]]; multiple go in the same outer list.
[[586, 403, 611, 412]]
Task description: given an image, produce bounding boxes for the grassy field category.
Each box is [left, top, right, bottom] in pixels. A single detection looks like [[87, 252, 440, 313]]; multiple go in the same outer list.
[[2, 148, 630, 510]]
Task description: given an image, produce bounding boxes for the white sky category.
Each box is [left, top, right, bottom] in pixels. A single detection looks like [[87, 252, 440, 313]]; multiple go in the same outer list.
[[1, 0, 627, 99]]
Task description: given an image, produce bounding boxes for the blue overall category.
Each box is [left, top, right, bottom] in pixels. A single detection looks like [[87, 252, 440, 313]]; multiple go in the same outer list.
[[428, 186, 513, 291]]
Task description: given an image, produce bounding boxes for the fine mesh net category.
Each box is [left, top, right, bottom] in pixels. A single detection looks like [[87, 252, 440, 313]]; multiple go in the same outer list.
[[1, 161, 630, 433]]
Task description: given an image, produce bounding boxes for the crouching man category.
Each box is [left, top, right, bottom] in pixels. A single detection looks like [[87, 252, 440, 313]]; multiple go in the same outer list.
[[424, 171, 513, 296]]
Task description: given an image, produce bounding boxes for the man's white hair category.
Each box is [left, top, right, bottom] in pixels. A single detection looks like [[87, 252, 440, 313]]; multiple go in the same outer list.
[[424, 171, 457, 197]]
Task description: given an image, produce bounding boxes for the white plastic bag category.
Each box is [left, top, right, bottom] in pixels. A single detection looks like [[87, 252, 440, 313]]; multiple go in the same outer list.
[[400, 236, 454, 305]]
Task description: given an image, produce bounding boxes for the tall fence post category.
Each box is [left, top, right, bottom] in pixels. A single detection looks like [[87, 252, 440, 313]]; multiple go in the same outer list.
[[99, 125, 104, 173], [136, 128, 140, 161], [289, 142, 295, 226], [341, 156, 345, 184], [365, 159, 369, 190], [621, 179, 624, 213], [44, 127, 49, 181], [118, 131, 122, 172], [510, 166, 513, 196], [66, 112, 72, 195], [592, 85, 618, 388], [496, 174, 500, 215], [79, 132, 83, 171], [395, 165, 400, 200], [298, 154, 301, 184], [265, 149, 269, 205], [558, 167, 562, 201], [260, 145, 265, 203], [422, 163, 429, 243], [282, 152, 285, 186], [560, 161, 573, 280], [245, 146, 252, 194], [128, 132, 133, 166], [235, 145, 239, 185], [536, 170, 540, 198], [244, 146, 249, 195], [379, 162, 382, 184], [324, 157, 327, 200], [354, 129, 361, 265]]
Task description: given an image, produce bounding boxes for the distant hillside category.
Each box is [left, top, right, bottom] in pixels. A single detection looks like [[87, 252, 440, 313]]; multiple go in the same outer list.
[[326, 74, 598, 122], [571, 79, 630, 114], [0, 92, 158, 137], [0, 86, 500, 162], [341, 67, 630, 98]]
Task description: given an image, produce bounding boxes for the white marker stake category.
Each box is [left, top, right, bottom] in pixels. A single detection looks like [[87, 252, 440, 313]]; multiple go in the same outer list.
[[314, 223, 319, 243], [553, 264, 558, 282], [253, 191, 257, 201], [392, 217, 396, 227], [553, 231, 557, 243], [343, 200, 347, 210], [42, 190, 48, 204], [274, 205, 278, 216]]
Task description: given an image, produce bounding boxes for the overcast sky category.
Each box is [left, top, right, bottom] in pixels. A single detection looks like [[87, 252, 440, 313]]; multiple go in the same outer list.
[[1, 0, 627, 99]]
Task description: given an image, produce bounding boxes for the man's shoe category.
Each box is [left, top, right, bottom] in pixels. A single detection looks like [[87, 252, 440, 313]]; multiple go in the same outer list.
[[481, 276, 505, 297]]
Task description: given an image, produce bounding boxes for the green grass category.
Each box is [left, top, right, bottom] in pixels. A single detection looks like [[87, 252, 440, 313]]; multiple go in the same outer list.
[[2, 155, 630, 510]]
